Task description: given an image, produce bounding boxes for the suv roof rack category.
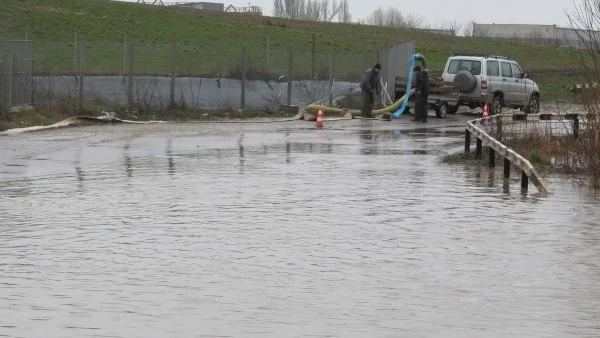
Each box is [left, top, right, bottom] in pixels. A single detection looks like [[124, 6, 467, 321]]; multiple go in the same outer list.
[[451, 53, 513, 60]]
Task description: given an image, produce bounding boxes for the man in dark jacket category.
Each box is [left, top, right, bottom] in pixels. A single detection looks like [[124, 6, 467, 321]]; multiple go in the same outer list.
[[360, 63, 381, 118], [412, 65, 429, 122]]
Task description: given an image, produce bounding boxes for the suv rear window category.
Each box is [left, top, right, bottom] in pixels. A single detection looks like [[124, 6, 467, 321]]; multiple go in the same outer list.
[[447, 59, 482, 75]]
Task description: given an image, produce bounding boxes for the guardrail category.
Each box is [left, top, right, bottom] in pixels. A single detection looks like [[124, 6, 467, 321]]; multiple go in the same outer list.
[[465, 113, 552, 194]]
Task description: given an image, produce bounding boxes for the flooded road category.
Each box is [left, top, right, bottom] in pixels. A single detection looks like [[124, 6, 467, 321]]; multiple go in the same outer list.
[[1, 116, 599, 338]]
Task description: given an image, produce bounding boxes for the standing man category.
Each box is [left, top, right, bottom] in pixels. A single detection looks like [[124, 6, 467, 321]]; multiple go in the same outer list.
[[360, 63, 381, 118], [412, 65, 430, 122]]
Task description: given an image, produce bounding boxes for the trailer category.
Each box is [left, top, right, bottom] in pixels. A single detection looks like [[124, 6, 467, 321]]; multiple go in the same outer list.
[[394, 76, 460, 118]]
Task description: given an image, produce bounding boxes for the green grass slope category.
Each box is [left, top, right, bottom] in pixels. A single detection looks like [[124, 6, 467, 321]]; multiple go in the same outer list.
[[1, 0, 583, 97]]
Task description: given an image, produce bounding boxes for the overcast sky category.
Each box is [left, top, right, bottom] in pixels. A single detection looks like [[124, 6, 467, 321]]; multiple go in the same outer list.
[[122, 0, 578, 27]]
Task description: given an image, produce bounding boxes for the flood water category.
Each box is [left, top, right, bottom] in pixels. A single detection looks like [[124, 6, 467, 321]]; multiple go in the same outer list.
[[1, 117, 599, 338]]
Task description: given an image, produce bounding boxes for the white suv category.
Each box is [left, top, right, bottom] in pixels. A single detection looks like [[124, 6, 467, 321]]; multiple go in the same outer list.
[[441, 54, 540, 115]]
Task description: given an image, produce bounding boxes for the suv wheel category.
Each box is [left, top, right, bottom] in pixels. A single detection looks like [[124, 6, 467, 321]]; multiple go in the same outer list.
[[524, 95, 540, 114], [491, 96, 503, 115], [436, 102, 448, 118]]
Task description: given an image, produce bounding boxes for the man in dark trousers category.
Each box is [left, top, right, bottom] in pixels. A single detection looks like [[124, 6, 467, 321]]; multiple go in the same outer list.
[[412, 65, 429, 122], [360, 63, 381, 118]]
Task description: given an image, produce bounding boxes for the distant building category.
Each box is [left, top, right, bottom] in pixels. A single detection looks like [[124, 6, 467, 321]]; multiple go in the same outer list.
[[472, 23, 600, 49], [168, 2, 224, 11]]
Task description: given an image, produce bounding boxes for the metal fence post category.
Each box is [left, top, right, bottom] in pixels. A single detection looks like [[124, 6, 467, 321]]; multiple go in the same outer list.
[[123, 32, 127, 74], [127, 43, 134, 112], [465, 129, 471, 154], [241, 48, 247, 109], [170, 33, 177, 109], [73, 32, 78, 73], [328, 53, 334, 107], [311, 33, 316, 79], [287, 48, 292, 106], [266, 36, 270, 76], [7, 55, 14, 107], [78, 40, 85, 113], [127, 43, 135, 112]]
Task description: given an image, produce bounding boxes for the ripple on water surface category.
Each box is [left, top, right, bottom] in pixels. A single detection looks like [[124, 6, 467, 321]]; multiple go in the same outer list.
[[1, 128, 599, 338]]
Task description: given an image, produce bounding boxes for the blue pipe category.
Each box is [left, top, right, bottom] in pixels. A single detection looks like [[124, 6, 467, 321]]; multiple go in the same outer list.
[[392, 53, 427, 119]]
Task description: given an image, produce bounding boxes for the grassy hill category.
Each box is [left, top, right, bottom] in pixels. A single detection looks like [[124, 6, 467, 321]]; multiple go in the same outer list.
[[1, 0, 584, 98]]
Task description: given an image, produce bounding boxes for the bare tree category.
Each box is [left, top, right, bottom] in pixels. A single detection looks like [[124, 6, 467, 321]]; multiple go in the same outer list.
[[564, 0, 600, 187], [274, 0, 345, 22], [273, 0, 285, 18], [365, 7, 386, 26], [461, 20, 474, 37], [384, 8, 404, 28], [403, 12, 425, 29], [365, 7, 426, 29], [304, 0, 321, 20], [566, 0, 600, 73], [337, 0, 351, 23]]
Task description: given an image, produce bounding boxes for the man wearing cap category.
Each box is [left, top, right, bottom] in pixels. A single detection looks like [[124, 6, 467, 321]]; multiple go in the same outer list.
[[411, 65, 430, 123], [360, 63, 382, 118]]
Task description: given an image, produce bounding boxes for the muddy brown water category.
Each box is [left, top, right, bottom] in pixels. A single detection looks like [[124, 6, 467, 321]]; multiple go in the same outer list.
[[1, 116, 599, 338]]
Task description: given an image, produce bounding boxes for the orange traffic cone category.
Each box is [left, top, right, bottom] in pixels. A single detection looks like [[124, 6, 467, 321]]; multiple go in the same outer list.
[[483, 103, 489, 118], [316, 106, 324, 127]]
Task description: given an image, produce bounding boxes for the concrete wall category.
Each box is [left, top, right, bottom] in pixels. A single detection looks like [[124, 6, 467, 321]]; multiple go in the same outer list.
[[473, 23, 557, 39], [472, 23, 600, 49]]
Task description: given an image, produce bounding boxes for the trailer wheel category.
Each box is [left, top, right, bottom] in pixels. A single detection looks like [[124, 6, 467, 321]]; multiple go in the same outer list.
[[448, 104, 459, 115], [436, 102, 448, 119]]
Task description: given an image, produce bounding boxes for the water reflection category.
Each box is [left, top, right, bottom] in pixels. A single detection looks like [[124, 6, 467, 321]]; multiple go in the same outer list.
[[359, 130, 379, 156], [238, 134, 245, 174], [75, 147, 85, 192], [166, 138, 175, 176], [124, 141, 133, 178]]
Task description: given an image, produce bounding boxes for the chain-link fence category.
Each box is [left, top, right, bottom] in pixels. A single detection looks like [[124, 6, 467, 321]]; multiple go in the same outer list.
[[17, 32, 414, 116], [0, 41, 33, 107]]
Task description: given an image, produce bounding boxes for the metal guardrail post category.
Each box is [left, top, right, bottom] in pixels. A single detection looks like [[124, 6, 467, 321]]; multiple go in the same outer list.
[[489, 148, 496, 167], [476, 138, 482, 159], [504, 158, 511, 178], [464, 129, 471, 154], [521, 171, 528, 190], [566, 113, 580, 138], [496, 117, 502, 141]]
